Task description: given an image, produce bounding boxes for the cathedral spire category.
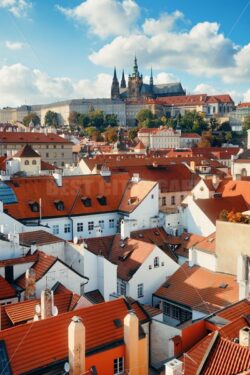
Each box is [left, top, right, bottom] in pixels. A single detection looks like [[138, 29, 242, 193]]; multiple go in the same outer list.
[[120, 69, 126, 88], [150, 67, 154, 86], [111, 67, 120, 99], [133, 55, 139, 76]]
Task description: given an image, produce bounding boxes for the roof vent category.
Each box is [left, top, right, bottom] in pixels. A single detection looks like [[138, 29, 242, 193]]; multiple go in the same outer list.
[[154, 231, 160, 236], [96, 195, 107, 206], [81, 197, 92, 207], [113, 319, 122, 328]]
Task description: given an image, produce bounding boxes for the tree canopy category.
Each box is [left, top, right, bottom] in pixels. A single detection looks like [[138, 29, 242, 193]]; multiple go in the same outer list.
[[23, 113, 40, 127], [44, 110, 59, 127]]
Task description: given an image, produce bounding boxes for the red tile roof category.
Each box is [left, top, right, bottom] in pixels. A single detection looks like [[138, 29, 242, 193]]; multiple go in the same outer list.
[[0, 298, 141, 374], [217, 299, 250, 322], [4, 173, 130, 220], [156, 94, 234, 106], [154, 263, 238, 314], [194, 233, 216, 253], [134, 140, 146, 150], [0, 276, 17, 300], [0, 132, 72, 144], [14, 144, 41, 158], [15, 251, 57, 289], [175, 233, 205, 258], [238, 102, 250, 108], [195, 195, 249, 224], [220, 180, 250, 206], [19, 230, 64, 246], [0, 254, 37, 268]]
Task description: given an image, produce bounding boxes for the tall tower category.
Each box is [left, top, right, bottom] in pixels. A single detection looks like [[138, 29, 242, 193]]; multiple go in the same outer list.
[[149, 67, 154, 97], [111, 67, 120, 99], [128, 56, 143, 99], [120, 69, 126, 88]]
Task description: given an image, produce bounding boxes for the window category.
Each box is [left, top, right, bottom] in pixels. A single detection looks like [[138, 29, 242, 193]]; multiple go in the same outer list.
[[77, 222, 83, 232], [109, 219, 115, 228], [114, 357, 124, 375], [61, 152, 64, 157], [99, 220, 104, 229], [96, 195, 107, 206], [61, 145, 64, 149], [171, 196, 175, 205], [82, 197, 92, 207], [53, 145, 56, 149], [154, 256, 159, 268], [24, 160, 30, 165], [29, 201, 39, 212], [61, 162, 65, 167], [52, 225, 59, 235], [64, 224, 71, 233], [88, 221, 94, 231], [162, 302, 192, 323], [137, 283, 144, 298], [119, 281, 126, 296], [162, 196, 166, 206], [46, 152, 49, 158], [151, 194, 154, 199], [32, 160, 37, 165], [54, 200, 64, 211], [180, 195, 184, 202]]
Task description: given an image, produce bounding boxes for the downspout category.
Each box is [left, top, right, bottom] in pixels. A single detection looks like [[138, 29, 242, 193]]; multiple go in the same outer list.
[[68, 189, 81, 241]]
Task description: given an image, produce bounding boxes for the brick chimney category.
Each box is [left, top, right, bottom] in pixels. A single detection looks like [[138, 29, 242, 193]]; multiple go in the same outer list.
[[24, 268, 36, 300], [41, 289, 53, 319], [237, 254, 250, 300], [165, 359, 183, 375], [68, 316, 85, 375]]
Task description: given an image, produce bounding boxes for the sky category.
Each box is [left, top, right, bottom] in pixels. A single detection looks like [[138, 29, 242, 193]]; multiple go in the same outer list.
[[0, 0, 249, 107]]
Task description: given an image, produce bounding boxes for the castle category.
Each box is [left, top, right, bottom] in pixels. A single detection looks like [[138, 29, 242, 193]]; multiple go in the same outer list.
[[111, 57, 185, 100]]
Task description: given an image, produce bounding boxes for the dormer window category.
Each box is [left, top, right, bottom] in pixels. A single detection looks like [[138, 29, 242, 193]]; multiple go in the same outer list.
[[29, 201, 39, 212], [32, 160, 37, 165], [96, 195, 107, 206], [81, 197, 92, 207], [54, 200, 64, 211], [24, 160, 30, 165]]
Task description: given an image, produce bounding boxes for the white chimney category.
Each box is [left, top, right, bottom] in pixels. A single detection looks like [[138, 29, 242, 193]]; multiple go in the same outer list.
[[165, 359, 183, 375], [189, 249, 197, 267], [100, 166, 111, 177], [53, 172, 62, 187], [237, 255, 249, 300], [239, 326, 250, 347], [30, 241, 36, 254], [212, 175, 220, 190], [120, 219, 130, 240], [247, 129, 250, 149], [131, 173, 140, 183], [68, 316, 85, 375]]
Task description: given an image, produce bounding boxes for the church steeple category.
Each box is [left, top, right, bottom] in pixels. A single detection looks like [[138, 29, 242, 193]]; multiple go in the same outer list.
[[133, 56, 139, 77], [120, 69, 126, 88], [111, 67, 120, 99], [150, 67, 154, 86]]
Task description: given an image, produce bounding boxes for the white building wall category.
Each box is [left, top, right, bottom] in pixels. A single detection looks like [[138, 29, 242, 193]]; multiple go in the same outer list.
[[83, 249, 99, 294], [192, 180, 211, 200], [97, 256, 117, 301], [189, 248, 217, 272], [127, 246, 179, 304], [181, 196, 215, 236], [35, 260, 85, 296]]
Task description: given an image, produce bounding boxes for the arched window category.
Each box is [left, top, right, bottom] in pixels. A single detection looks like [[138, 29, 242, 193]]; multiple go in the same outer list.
[[32, 160, 37, 165], [24, 160, 29, 165], [154, 256, 159, 268]]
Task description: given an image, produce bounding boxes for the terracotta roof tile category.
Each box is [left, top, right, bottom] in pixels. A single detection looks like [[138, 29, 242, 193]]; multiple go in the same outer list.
[[84, 290, 105, 304], [19, 230, 64, 246], [0, 132, 72, 144], [0, 254, 37, 268], [154, 263, 238, 314], [0, 298, 140, 374], [13, 144, 41, 158], [0, 276, 17, 300], [194, 233, 216, 253], [195, 195, 249, 224], [220, 180, 250, 206], [217, 300, 250, 322], [175, 233, 205, 258]]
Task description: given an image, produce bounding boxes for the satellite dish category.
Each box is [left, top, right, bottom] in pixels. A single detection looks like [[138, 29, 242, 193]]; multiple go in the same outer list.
[[73, 236, 78, 244], [35, 304, 41, 314], [52, 305, 58, 316], [64, 362, 70, 373]]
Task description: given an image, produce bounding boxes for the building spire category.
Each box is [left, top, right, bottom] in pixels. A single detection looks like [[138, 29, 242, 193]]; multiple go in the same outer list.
[[113, 66, 118, 81], [150, 67, 154, 86], [120, 69, 126, 88], [111, 66, 120, 99], [133, 56, 139, 76]]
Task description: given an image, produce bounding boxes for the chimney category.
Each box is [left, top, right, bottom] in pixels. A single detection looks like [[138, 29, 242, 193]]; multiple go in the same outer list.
[[165, 359, 183, 375], [100, 166, 111, 177], [68, 316, 85, 375], [239, 326, 250, 347], [124, 311, 139, 375], [120, 219, 130, 240], [131, 173, 140, 183], [41, 289, 53, 319], [53, 172, 62, 187], [247, 129, 250, 149], [212, 175, 220, 190], [189, 249, 197, 268], [24, 268, 36, 300], [237, 254, 249, 300]]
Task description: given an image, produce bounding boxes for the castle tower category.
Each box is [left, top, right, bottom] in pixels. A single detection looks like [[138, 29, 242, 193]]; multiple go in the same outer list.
[[121, 69, 126, 88], [111, 67, 120, 100], [149, 67, 154, 97], [128, 56, 143, 99]]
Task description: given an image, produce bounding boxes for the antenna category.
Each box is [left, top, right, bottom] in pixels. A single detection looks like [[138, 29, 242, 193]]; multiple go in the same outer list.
[[64, 362, 70, 373]]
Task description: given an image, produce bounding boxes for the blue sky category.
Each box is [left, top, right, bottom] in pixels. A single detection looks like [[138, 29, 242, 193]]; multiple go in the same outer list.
[[0, 0, 249, 107]]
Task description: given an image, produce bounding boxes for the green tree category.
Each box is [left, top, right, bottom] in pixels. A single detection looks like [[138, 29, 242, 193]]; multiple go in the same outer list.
[[103, 127, 118, 143], [136, 109, 154, 124], [219, 121, 232, 132], [243, 115, 250, 133], [45, 110, 59, 127], [85, 126, 97, 138], [128, 127, 139, 140], [105, 114, 118, 127], [23, 113, 40, 127], [68, 111, 79, 126], [88, 110, 105, 129]]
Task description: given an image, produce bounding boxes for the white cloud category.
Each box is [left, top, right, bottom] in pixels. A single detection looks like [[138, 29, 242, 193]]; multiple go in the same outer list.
[[57, 0, 140, 38], [5, 40, 24, 50], [243, 89, 250, 102], [144, 72, 178, 84], [0, 0, 31, 17], [0, 63, 112, 108], [89, 19, 250, 84], [143, 11, 184, 36], [194, 83, 244, 104]]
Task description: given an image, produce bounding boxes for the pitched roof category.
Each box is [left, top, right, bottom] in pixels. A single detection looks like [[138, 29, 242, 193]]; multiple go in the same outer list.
[[0, 132, 72, 144], [175, 233, 205, 258], [134, 140, 146, 150], [154, 263, 238, 314], [0, 298, 141, 374], [4, 173, 130, 220], [19, 230, 64, 246], [85, 234, 156, 281], [0, 254, 37, 268], [195, 195, 249, 224], [220, 180, 250, 206], [217, 299, 250, 322], [84, 290, 105, 304], [194, 232, 216, 254], [0, 276, 17, 300], [13, 144, 41, 158], [15, 251, 57, 289]]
